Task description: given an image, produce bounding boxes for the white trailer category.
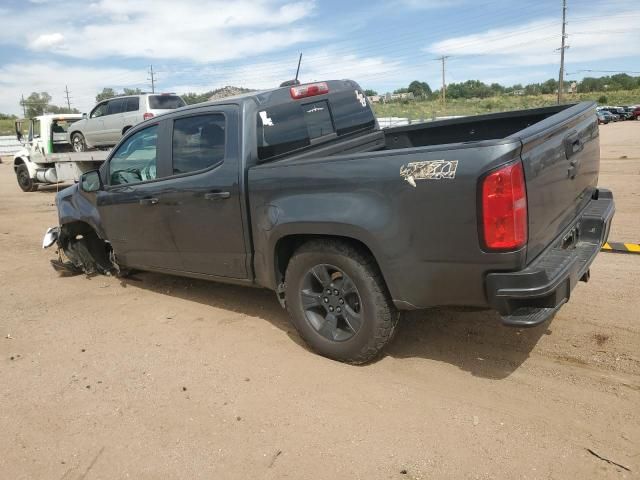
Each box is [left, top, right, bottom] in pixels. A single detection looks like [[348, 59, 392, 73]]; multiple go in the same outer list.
[[13, 115, 109, 192]]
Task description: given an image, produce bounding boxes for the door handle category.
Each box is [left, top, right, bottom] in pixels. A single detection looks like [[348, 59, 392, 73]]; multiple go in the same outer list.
[[204, 191, 230, 200], [139, 197, 159, 205]]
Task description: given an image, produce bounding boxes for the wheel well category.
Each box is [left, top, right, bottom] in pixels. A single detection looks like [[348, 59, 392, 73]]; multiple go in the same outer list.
[[60, 221, 111, 270], [274, 234, 380, 286], [70, 131, 83, 139], [13, 157, 25, 172], [122, 126, 132, 135]]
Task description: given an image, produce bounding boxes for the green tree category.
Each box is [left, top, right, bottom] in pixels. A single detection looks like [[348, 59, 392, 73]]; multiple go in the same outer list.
[[364, 89, 377, 96], [123, 87, 143, 96], [407, 80, 431, 98], [540, 78, 558, 94], [182, 92, 212, 105], [96, 88, 117, 103], [20, 92, 52, 118]]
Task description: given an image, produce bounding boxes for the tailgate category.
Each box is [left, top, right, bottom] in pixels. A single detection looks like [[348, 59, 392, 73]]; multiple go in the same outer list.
[[514, 102, 600, 262]]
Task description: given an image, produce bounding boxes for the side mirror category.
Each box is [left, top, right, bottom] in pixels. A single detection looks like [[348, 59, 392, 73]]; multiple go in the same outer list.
[[80, 170, 102, 192], [82, 113, 88, 120]]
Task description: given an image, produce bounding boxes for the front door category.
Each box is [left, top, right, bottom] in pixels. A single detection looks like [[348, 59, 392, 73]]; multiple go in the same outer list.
[[96, 121, 183, 271], [102, 97, 127, 145], [85, 101, 108, 146], [160, 109, 248, 278]]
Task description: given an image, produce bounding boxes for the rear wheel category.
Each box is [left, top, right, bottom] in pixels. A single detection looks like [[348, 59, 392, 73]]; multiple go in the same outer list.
[[71, 132, 86, 152], [16, 164, 37, 192], [284, 240, 399, 364]]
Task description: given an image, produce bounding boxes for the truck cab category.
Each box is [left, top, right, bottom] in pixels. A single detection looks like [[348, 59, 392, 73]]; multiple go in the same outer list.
[[13, 114, 107, 192]]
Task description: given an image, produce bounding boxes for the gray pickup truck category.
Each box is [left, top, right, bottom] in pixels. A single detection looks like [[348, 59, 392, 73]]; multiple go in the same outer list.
[[45, 79, 614, 363]]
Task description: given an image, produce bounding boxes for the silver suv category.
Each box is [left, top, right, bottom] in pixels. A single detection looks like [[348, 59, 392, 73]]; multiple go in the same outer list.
[[68, 93, 186, 152]]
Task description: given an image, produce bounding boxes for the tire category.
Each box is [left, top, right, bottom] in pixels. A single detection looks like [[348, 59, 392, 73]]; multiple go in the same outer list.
[[71, 132, 86, 152], [284, 240, 399, 364], [16, 164, 38, 192]]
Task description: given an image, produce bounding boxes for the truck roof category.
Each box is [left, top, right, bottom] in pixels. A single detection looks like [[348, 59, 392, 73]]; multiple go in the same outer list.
[[170, 79, 361, 111]]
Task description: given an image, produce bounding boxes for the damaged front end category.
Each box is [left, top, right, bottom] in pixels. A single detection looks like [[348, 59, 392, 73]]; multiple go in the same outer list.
[[43, 223, 118, 277]]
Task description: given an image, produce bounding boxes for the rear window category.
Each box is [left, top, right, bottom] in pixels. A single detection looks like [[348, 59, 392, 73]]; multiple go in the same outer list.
[[148, 95, 186, 110], [257, 87, 375, 161], [51, 119, 76, 134]]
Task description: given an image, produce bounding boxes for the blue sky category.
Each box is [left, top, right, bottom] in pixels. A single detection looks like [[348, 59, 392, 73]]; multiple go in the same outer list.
[[0, 0, 639, 114]]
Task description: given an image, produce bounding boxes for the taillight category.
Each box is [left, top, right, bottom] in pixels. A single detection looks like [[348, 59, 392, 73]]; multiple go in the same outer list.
[[143, 112, 154, 120], [290, 82, 329, 99], [481, 161, 527, 250]]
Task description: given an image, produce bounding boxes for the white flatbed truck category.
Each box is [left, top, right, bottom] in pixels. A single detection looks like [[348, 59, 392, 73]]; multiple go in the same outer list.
[[13, 115, 109, 192]]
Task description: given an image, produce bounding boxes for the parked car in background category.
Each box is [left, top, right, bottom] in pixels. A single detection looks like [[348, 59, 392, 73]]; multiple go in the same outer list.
[[68, 93, 186, 152], [616, 106, 634, 120], [622, 105, 640, 120], [600, 106, 627, 121], [598, 110, 617, 123], [596, 111, 609, 124]]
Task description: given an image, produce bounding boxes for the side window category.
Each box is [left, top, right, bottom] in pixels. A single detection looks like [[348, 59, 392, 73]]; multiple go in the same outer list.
[[33, 119, 41, 139], [107, 98, 126, 116], [126, 97, 140, 112], [109, 125, 158, 186], [90, 102, 108, 118], [171, 114, 225, 175]]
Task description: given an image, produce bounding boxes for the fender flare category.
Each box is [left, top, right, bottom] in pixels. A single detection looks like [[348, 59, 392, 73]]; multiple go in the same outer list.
[[13, 151, 37, 178]]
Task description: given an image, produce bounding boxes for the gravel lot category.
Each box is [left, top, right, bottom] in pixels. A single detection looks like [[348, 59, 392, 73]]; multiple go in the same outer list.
[[1, 121, 639, 479]]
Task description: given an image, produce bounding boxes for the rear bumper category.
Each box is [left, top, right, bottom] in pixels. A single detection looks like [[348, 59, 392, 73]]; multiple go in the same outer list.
[[486, 189, 615, 327]]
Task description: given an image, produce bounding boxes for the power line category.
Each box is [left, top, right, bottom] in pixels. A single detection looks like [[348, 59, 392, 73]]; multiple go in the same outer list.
[[557, 0, 568, 104]]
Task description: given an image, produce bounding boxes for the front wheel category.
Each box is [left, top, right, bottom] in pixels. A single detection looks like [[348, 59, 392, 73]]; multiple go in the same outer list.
[[71, 132, 86, 152], [285, 240, 399, 364], [16, 164, 38, 192]]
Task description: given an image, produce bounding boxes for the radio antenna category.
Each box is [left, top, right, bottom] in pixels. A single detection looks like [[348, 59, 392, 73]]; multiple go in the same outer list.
[[294, 53, 303, 82]]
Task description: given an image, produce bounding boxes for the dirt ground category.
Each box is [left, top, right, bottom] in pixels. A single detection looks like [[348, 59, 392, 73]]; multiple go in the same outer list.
[[1, 122, 639, 480]]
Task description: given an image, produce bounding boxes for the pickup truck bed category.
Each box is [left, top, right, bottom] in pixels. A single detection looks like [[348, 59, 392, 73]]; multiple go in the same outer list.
[[250, 102, 609, 316], [50, 79, 614, 363]]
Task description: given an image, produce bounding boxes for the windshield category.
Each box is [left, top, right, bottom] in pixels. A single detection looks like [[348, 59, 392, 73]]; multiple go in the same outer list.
[[148, 95, 185, 109]]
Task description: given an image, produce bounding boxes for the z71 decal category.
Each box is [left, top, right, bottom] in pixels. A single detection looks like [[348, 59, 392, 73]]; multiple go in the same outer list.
[[400, 160, 458, 187]]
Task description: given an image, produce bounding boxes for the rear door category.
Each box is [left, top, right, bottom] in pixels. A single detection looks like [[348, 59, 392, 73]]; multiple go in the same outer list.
[[159, 107, 248, 278], [516, 103, 600, 261]]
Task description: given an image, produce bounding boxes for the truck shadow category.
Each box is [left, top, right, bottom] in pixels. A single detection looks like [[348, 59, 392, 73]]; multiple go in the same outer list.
[[386, 308, 550, 379], [121, 272, 549, 380]]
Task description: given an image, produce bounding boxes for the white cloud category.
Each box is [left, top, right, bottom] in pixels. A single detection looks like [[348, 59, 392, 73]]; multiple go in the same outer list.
[[0, 63, 144, 115], [30, 32, 64, 50], [395, 0, 466, 9], [6, 0, 320, 63], [427, 7, 640, 66]]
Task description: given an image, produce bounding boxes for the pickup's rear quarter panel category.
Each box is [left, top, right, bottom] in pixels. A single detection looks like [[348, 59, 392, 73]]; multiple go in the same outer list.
[[249, 141, 527, 309]]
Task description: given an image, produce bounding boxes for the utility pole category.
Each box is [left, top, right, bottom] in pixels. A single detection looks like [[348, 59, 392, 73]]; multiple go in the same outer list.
[[21, 94, 26, 117], [557, 0, 568, 104], [439, 56, 449, 108], [64, 85, 72, 110], [148, 65, 156, 93]]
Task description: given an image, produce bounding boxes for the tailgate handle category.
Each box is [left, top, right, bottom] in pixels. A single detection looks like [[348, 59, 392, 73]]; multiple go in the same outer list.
[[564, 131, 584, 159]]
